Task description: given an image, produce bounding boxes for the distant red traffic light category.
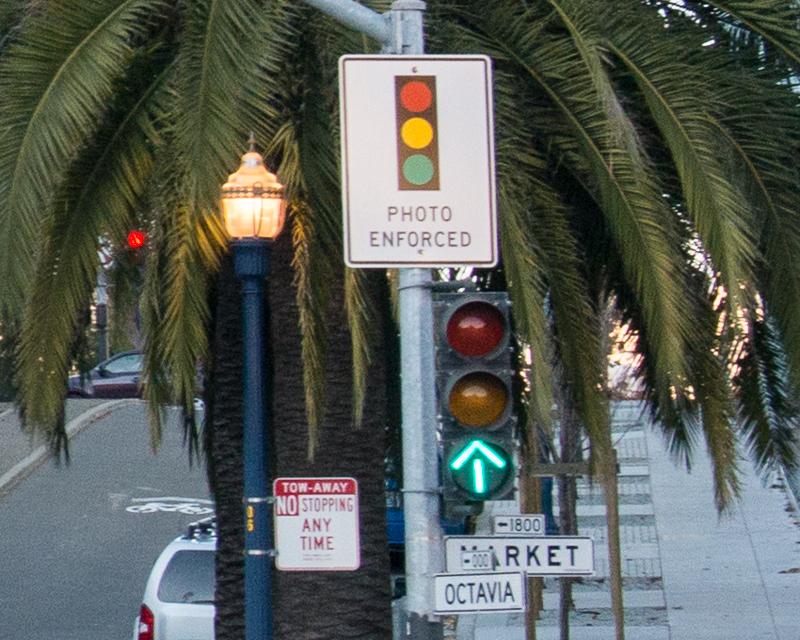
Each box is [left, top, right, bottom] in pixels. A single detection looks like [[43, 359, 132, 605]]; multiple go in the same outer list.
[[127, 230, 147, 250]]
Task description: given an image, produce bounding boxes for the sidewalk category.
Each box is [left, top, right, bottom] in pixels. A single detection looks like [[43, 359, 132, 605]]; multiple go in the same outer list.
[[457, 401, 800, 640]]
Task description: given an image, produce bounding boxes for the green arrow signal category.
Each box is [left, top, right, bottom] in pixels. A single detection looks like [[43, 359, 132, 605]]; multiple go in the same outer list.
[[449, 439, 511, 497], [451, 440, 507, 471]]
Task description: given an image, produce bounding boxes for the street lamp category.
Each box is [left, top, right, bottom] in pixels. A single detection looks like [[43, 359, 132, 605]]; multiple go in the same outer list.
[[221, 135, 286, 640]]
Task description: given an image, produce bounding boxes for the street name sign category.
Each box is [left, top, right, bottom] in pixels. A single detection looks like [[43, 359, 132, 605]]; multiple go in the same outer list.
[[273, 477, 360, 571], [339, 55, 497, 267], [433, 571, 526, 614], [493, 514, 546, 536], [445, 535, 594, 576]]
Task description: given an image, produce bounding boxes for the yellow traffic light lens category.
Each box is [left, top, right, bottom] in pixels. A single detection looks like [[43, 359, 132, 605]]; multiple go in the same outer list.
[[401, 117, 434, 149], [448, 372, 509, 427]]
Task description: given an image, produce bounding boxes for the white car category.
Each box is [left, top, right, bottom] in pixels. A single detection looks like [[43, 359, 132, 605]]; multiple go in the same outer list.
[[134, 518, 216, 640]]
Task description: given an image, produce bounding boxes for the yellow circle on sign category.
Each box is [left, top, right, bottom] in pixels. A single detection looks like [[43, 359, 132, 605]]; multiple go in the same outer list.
[[401, 117, 434, 149]]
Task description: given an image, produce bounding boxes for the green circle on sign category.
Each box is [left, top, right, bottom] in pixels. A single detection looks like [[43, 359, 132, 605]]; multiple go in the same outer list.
[[402, 154, 435, 186]]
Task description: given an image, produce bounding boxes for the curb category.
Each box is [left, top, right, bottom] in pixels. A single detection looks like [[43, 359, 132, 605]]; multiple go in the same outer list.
[[0, 398, 142, 494]]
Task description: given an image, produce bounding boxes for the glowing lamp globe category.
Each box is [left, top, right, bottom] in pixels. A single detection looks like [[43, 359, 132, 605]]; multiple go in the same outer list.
[[221, 139, 286, 240]]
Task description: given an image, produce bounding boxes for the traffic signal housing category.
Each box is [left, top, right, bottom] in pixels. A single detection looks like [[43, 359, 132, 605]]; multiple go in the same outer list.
[[395, 75, 439, 191], [435, 292, 516, 512]]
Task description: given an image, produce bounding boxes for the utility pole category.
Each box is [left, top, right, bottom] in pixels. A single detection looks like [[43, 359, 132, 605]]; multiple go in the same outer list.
[[94, 269, 108, 362], [301, 2, 443, 638]]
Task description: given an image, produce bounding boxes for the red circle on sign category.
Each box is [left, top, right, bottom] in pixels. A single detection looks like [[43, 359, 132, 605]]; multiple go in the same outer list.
[[400, 81, 433, 112]]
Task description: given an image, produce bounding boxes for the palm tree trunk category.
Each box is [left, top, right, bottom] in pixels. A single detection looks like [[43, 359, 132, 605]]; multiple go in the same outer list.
[[268, 231, 392, 639], [206, 253, 245, 640], [206, 231, 392, 639]]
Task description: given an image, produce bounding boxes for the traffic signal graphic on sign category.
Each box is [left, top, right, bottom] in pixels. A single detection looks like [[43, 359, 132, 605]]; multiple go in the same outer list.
[[395, 76, 440, 190], [435, 292, 516, 508]]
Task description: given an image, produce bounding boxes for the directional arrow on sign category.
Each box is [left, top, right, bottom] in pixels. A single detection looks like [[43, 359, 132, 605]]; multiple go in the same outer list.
[[449, 439, 510, 496]]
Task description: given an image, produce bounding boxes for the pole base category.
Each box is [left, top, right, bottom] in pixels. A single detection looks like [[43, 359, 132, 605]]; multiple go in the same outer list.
[[406, 613, 444, 640]]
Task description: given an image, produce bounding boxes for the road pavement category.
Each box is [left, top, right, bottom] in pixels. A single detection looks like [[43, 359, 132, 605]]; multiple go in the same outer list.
[[0, 398, 132, 492], [0, 400, 211, 640], [456, 401, 800, 639], [4, 399, 798, 639]]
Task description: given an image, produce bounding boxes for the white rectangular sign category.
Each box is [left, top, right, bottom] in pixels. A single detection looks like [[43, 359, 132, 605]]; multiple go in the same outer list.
[[434, 571, 526, 614], [492, 514, 546, 536], [273, 477, 359, 571], [339, 55, 497, 267], [445, 535, 594, 576]]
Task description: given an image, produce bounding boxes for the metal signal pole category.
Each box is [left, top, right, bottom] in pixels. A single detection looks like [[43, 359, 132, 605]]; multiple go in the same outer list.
[[300, 2, 443, 638]]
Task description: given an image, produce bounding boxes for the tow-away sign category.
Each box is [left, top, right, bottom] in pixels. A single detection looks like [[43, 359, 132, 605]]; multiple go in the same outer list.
[[445, 535, 594, 576], [273, 477, 359, 571]]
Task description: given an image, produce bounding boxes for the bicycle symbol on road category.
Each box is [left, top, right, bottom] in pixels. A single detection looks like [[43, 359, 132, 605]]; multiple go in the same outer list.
[[126, 496, 215, 515]]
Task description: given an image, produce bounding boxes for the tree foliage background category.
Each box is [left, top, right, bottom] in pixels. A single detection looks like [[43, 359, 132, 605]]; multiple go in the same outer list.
[[1, 0, 800, 636]]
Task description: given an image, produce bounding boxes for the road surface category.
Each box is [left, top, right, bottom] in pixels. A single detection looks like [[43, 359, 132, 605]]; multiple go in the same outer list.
[[0, 402, 212, 640]]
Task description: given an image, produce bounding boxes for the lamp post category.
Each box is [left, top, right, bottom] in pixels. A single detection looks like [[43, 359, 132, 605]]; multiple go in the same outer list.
[[220, 135, 286, 640]]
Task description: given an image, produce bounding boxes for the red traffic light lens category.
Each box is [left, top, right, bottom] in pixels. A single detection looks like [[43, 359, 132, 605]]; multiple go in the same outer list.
[[448, 372, 509, 427], [446, 301, 506, 358], [127, 230, 146, 249]]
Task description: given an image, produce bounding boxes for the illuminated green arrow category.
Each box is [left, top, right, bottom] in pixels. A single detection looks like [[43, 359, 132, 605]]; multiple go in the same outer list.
[[449, 439, 510, 496]]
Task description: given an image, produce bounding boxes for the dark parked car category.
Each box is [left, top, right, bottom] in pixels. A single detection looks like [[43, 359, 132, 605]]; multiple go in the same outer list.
[[68, 350, 143, 398]]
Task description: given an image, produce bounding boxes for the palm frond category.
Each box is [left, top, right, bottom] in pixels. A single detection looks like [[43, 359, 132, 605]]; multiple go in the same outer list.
[[493, 61, 609, 461], [699, 372, 741, 514], [0, 0, 170, 316], [344, 268, 379, 431], [291, 201, 331, 458], [490, 67, 555, 436], [708, 69, 800, 393], [704, 0, 800, 67], [137, 0, 277, 445], [140, 154, 223, 451], [535, 193, 610, 464], [605, 7, 757, 311], [683, 274, 741, 512], [259, 7, 364, 455], [469, 0, 690, 391], [733, 313, 799, 475], [15, 49, 172, 442], [171, 0, 277, 212], [613, 276, 698, 467]]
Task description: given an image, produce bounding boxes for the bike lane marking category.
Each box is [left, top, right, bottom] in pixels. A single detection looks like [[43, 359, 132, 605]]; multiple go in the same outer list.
[[125, 496, 214, 515]]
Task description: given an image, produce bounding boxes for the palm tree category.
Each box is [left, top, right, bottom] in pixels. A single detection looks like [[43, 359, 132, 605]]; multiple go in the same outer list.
[[1, 1, 799, 638]]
